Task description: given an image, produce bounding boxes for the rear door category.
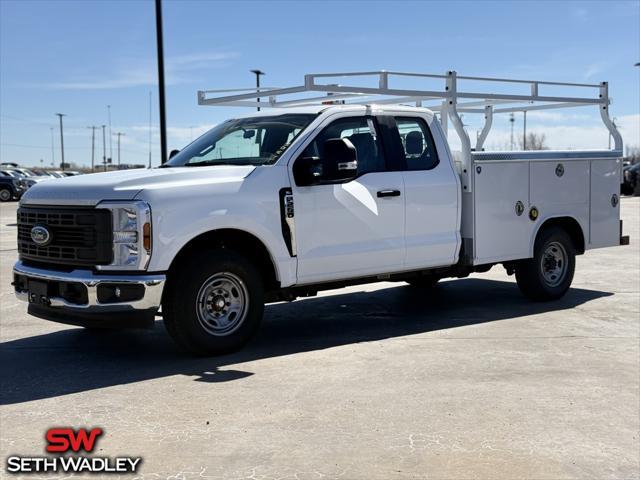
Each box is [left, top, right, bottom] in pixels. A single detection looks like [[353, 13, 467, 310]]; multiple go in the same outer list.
[[381, 114, 460, 269], [290, 114, 405, 284]]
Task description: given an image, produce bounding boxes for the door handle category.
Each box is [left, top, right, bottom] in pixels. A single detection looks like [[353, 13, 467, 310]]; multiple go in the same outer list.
[[377, 189, 401, 198]]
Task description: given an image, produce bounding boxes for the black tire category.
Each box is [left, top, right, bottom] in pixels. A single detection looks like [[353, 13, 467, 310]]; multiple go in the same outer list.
[[0, 188, 12, 202], [407, 275, 440, 288], [515, 226, 575, 301], [162, 249, 264, 356]]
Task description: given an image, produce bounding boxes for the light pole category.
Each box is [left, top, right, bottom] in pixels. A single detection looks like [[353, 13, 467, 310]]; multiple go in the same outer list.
[[107, 105, 113, 164], [250, 69, 265, 111], [509, 112, 515, 150], [114, 132, 125, 168], [148, 91, 153, 168], [101, 125, 107, 172], [50, 127, 55, 167], [55, 113, 66, 171], [155, 0, 168, 164], [88, 126, 96, 172]]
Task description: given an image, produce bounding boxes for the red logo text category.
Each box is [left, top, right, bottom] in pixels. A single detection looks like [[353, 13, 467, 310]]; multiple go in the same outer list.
[[46, 428, 104, 453]]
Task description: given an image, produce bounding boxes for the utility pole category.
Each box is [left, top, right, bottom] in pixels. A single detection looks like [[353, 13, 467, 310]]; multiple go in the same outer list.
[[250, 69, 265, 111], [509, 113, 515, 150], [148, 91, 152, 168], [523, 111, 527, 151], [155, 0, 168, 164], [114, 132, 125, 168], [55, 113, 66, 171], [101, 125, 107, 172], [107, 105, 113, 165], [50, 127, 55, 167], [88, 126, 96, 172]]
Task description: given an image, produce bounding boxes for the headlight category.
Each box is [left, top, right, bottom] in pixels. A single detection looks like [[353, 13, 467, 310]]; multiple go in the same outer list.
[[96, 201, 152, 271]]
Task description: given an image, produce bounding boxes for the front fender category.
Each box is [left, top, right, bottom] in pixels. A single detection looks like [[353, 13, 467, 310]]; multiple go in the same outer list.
[[138, 166, 296, 287]]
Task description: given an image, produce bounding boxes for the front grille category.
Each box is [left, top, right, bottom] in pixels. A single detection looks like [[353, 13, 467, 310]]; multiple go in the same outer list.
[[17, 207, 113, 267]]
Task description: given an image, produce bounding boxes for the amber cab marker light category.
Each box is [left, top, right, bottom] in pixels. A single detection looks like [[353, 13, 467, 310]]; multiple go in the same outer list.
[[143, 223, 152, 253]]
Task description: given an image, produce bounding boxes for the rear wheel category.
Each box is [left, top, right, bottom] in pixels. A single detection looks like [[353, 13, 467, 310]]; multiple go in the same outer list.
[[0, 188, 12, 202], [163, 249, 264, 356], [515, 226, 575, 301]]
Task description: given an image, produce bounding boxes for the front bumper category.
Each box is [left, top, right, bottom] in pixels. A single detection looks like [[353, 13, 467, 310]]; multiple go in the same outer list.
[[13, 261, 165, 327]]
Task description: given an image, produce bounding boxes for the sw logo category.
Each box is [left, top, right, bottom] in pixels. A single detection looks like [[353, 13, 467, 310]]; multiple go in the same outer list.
[[46, 427, 104, 453], [6, 427, 142, 474]]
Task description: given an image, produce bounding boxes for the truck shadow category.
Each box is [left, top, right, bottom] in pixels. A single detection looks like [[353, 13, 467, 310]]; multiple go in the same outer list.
[[0, 278, 612, 405]]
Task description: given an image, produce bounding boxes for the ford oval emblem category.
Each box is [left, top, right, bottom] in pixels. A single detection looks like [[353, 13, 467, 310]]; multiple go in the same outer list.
[[30, 225, 51, 246]]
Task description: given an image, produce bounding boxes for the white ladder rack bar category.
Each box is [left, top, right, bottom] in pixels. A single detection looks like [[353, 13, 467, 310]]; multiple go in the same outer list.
[[197, 70, 623, 193]]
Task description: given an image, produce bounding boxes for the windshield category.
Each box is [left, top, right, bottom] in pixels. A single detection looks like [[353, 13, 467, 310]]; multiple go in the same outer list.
[[164, 113, 317, 167]]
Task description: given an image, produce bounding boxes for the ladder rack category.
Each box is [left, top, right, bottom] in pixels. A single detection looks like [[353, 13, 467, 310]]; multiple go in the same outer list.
[[197, 70, 623, 191]]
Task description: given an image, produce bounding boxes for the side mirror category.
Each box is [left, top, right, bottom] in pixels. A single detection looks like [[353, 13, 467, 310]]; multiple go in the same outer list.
[[322, 138, 358, 182], [293, 138, 358, 186], [293, 156, 323, 186], [169, 149, 180, 159]]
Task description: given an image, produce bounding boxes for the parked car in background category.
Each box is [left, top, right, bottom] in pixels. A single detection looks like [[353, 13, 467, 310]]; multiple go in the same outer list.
[[8, 168, 53, 188], [0, 176, 26, 201], [0, 169, 23, 179], [622, 163, 640, 196], [61, 170, 82, 176]]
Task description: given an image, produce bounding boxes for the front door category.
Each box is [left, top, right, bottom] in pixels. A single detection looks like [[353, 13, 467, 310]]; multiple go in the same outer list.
[[290, 115, 405, 285]]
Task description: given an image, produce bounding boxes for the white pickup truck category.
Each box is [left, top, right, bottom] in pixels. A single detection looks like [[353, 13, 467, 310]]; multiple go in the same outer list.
[[13, 71, 629, 355]]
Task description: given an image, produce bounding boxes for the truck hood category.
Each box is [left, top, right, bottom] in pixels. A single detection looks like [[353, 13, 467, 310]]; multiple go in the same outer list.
[[20, 166, 257, 206]]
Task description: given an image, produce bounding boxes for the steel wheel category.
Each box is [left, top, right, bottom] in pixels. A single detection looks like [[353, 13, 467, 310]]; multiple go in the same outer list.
[[540, 241, 568, 288], [0, 189, 11, 202], [195, 272, 249, 336]]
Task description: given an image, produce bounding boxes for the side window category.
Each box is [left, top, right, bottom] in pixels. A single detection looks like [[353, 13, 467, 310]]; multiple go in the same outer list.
[[395, 117, 439, 170], [301, 117, 386, 177]]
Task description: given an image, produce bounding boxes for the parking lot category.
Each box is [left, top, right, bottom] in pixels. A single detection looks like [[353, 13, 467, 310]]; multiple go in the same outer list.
[[0, 198, 638, 479]]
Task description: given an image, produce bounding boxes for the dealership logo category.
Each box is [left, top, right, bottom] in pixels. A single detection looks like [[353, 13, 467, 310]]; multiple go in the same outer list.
[[30, 225, 51, 246], [5, 427, 142, 474]]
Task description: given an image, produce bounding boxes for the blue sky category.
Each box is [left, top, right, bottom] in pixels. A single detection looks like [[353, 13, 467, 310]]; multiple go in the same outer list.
[[1, 0, 639, 168]]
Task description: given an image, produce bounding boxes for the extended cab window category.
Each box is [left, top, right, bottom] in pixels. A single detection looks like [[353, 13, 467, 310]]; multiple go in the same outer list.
[[164, 113, 316, 167], [301, 117, 386, 176], [395, 117, 439, 170]]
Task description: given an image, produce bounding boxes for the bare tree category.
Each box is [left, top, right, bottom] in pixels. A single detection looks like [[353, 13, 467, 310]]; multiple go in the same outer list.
[[519, 132, 548, 150]]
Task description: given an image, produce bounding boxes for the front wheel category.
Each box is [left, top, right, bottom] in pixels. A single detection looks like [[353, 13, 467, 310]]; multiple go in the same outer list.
[[515, 226, 575, 301], [162, 250, 264, 356], [0, 188, 12, 202]]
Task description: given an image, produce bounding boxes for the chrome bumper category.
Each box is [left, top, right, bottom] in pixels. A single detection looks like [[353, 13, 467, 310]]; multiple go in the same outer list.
[[13, 261, 165, 312]]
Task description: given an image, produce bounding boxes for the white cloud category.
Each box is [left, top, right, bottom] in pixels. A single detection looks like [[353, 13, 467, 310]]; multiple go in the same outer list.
[[44, 51, 239, 90], [167, 124, 216, 143], [584, 62, 605, 79]]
